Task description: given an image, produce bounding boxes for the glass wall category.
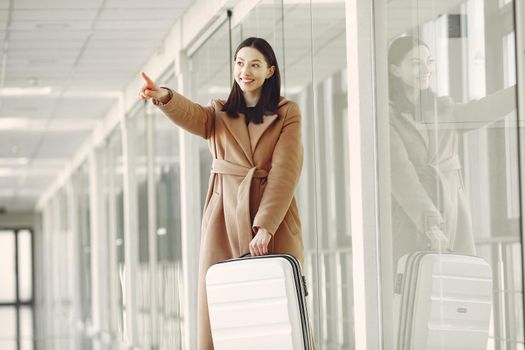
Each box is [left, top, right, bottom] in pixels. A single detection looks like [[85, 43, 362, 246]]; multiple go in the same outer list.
[[130, 69, 185, 349], [100, 128, 126, 339], [56, 189, 75, 350], [72, 162, 92, 329], [374, 0, 523, 348], [154, 73, 184, 350], [189, 19, 230, 209], [129, 102, 152, 349]]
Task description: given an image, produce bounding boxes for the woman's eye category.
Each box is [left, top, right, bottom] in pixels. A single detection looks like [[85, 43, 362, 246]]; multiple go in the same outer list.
[[236, 61, 243, 66], [252, 64, 260, 68]]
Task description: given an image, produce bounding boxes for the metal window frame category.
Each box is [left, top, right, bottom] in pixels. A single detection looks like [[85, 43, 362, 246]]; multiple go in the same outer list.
[[513, 0, 525, 340]]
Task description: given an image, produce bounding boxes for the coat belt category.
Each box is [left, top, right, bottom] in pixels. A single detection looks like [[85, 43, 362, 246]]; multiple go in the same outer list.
[[430, 154, 461, 172], [211, 159, 269, 254]]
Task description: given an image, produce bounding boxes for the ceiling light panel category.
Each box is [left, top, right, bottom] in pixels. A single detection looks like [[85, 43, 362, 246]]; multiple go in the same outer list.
[[26, 57, 66, 65], [12, 9, 98, 21], [13, 0, 105, 10], [85, 39, 156, 49], [9, 30, 92, 41], [10, 20, 91, 31], [0, 117, 99, 132], [95, 19, 173, 31], [99, 8, 185, 21], [90, 30, 162, 41], [104, 0, 191, 9], [9, 39, 84, 50]]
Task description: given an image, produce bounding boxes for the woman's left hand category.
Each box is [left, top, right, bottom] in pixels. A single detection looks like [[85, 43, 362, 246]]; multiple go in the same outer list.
[[249, 228, 272, 256]]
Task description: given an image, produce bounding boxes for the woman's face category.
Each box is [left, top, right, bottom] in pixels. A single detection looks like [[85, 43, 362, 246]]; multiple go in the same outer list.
[[234, 47, 275, 96], [390, 45, 435, 91]]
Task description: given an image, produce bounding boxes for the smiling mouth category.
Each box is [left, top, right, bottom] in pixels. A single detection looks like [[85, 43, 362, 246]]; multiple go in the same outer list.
[[240, 78, 254, 84]]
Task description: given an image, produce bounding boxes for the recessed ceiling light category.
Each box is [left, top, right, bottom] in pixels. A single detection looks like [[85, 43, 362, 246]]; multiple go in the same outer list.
[[0, 158, 29, 166], [0, 87, 52, 96], [0, 168, 15, 176], [0, 119, 29, 129], [0, 118, 98, 131]]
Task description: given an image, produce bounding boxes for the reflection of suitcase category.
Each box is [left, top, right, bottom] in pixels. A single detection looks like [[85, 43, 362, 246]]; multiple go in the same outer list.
[[206, 254, 312, 350], [394, 251, 493, 350]]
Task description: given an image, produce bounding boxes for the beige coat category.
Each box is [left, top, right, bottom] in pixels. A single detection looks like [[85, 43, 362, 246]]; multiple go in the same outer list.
[[156, 91, 304, 350], [390, 86, 515, 263]]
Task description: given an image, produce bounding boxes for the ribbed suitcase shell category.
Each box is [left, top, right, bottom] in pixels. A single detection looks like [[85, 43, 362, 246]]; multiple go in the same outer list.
[[394, 251, 493, 350], [206, 254, 312, 350]]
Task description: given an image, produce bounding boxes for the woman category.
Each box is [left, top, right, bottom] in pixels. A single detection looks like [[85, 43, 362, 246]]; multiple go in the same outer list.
[[388, 36, 515, 263], [140, 37, 304, 350]]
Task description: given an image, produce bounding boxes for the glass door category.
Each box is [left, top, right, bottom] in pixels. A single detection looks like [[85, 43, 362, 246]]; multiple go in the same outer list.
[[0, 229, 34, 350]]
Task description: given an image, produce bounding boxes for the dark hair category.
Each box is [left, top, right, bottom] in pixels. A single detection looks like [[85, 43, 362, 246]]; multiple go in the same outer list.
[[222, 37, 281, 124], [388, 36, 434, 113]]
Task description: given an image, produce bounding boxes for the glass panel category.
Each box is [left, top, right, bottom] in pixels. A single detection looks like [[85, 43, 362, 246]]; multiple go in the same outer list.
[[55, 189, 73, 344], [20, 306, 33, 350], [376, 0, 522, 348], [73, 162, 92, 323], [309, 1, 352, 347], [189, 19, 230, 210], [155, 74, 184, 350], [0, 307, 16, 350], [0, 231, 15, 301], [18, 230, 32, 302], [103, 127, 126, 337], [228, 0, 352, 348], [129, 103, 152, 349]]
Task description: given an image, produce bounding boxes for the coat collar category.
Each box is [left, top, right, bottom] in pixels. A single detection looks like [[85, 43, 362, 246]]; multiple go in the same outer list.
[[218, 98, 288, 165], [393, 110, 429, 149]]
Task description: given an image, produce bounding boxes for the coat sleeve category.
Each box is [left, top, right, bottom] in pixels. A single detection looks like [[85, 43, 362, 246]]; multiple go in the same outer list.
[[154, 88, 215, 139], [433, 86, 516, 131], [252, 102, 304, 235], [390, 127, 445, 233]]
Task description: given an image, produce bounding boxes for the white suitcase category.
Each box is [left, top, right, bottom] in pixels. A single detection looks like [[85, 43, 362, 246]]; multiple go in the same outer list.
[[394, 251, 493, 350], [205, 254, 312, 350]]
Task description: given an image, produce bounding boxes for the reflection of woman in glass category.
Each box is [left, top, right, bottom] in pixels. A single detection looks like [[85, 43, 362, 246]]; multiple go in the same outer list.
[[139, 37, 305, 350], [388, 36, 515, 263]]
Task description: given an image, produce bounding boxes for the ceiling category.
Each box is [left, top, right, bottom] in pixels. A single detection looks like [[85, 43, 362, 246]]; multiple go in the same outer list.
[[0, 0, 471, 213], [0, 0, 194, 212]]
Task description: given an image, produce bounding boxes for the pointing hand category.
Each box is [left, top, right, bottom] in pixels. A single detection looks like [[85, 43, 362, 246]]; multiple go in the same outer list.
[[139, 71, 170, 101]]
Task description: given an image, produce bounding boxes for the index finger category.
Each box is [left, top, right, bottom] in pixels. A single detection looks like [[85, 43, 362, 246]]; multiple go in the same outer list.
[[140, 71, 155, 88]]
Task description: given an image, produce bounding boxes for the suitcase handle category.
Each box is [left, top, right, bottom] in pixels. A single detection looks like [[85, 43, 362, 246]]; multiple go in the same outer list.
[[239, 252, 273, 258]]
